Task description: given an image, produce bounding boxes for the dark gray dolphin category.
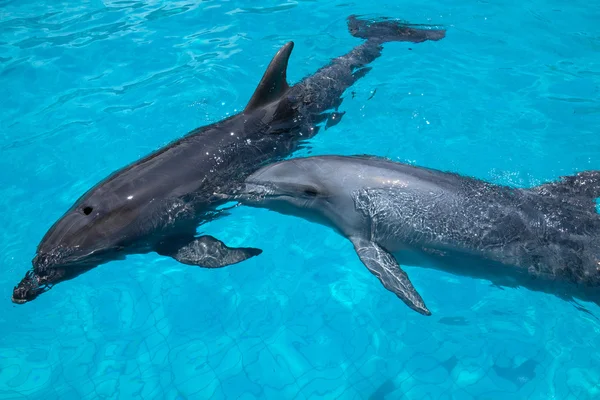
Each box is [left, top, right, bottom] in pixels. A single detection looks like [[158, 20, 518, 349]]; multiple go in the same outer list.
[[234, 155, 600, 315], [12, 16, 446, 304]]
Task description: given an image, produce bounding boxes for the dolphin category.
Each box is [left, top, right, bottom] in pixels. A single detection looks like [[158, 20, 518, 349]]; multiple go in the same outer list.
[[12, 16, 446, 304], [233, 155, 600, 315]]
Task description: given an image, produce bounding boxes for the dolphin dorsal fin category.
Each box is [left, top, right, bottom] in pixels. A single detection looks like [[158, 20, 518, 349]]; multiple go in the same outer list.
[[532, 170, 600, 212], [244, 41, 294, 112]]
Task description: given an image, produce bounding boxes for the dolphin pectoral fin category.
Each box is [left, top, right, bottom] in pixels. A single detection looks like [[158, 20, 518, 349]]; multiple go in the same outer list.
[[350, 237, 431, 316], [352, 66, 372, 81], [325, 111, 346, 130], [157, 235, 262, 268]]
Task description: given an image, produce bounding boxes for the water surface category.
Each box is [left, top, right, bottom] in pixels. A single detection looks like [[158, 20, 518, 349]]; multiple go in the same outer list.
[[1, 0, 600, 399]]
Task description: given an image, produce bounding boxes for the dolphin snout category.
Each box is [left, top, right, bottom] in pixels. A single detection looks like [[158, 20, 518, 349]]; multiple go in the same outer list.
[[235, 182, 274, 204], [32, 253, 49, 268], [12, 270, 43, 304], [11, 254, 69, 304], [211, 182, 272, 203]]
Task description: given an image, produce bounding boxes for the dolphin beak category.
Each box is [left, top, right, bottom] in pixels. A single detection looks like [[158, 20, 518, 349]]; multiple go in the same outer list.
[[11, 270, 46, 304], [211, 182, 272, 203], [235, 182, 274, 203]]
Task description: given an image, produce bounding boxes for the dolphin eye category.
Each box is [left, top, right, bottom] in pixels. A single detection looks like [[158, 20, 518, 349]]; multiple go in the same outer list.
[[82, 206, 93, 215], [303, 187, 318, 197]]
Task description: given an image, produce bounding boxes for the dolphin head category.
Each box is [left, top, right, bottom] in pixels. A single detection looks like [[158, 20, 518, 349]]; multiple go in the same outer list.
[[12, 190, 136, 304], [237, 157, 365, 235]]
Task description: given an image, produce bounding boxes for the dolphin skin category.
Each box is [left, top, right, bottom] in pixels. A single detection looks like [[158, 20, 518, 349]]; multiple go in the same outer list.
[[12, 17, 446, 304], [234, 155, 600, 315]]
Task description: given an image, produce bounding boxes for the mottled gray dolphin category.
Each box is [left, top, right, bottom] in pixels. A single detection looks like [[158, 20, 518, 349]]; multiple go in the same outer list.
[[234, 155, 600, 315], [12, 16, 446, 304]]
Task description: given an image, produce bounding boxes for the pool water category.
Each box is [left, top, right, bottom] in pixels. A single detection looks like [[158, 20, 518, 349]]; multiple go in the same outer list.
[[2, 0, 600, 399]]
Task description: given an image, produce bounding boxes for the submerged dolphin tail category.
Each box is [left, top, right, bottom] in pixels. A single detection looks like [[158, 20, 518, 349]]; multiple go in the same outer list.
[[347, 15, 446, 44]]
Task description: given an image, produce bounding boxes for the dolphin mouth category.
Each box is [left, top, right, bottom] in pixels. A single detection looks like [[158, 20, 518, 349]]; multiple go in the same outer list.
[[11, 270, 50, 304], [214, 182, 295, 206], [234, 182, 286, 204], [212, 182, 277, 203], [11, 247, 118, 304], [243, 182, 275, 198], [12, 251, 79, 304]]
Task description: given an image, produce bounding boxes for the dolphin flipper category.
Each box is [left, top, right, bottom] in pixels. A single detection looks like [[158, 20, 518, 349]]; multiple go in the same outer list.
[[156, 235, 262, 268], [350, 237, 431, 316]]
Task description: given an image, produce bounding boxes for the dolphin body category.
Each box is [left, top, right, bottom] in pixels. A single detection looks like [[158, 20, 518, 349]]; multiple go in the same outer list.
[[12, 16, 446, 304], [235, 155, 600, 315]]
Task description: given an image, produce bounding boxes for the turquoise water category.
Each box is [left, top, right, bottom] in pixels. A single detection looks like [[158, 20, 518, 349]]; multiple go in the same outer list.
[[2, 0, 600, 398]]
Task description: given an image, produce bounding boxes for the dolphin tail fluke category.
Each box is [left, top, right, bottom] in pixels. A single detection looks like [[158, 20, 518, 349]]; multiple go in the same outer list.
[[347, 15, 446, 44], [533, 170, 600, 212]]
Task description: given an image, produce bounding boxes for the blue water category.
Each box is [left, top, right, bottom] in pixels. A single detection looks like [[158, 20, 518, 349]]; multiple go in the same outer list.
[[2, 0, 600, 398]]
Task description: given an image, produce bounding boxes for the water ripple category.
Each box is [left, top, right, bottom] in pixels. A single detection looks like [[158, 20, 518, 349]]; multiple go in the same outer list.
[[1, 120, 94, 151], [226, 1, 299, 15]]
